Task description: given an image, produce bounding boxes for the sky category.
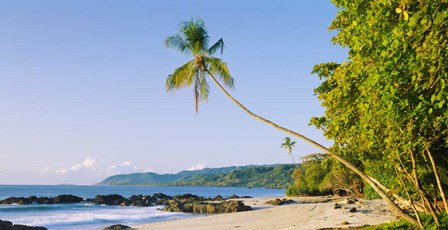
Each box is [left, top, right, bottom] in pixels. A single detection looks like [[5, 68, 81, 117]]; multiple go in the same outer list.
[[0, 0, 347, 185]]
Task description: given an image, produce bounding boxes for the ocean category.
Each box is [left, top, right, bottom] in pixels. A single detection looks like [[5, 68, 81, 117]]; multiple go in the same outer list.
[[0, 185, 284, 229]]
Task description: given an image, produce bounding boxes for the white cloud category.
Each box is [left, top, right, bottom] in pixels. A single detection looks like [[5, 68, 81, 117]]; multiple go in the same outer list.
[[83, 158, 97, 168], [51, 158, 143, 184], [188, 164, 206, 171], [55, 168, 68, 175], [0, 158, 145, 185]]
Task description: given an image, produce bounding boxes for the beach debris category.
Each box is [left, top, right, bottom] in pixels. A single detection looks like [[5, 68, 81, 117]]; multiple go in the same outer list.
[[334, 203, 342, 209], [349, 207, 357, 213], [340, 220, 349, 225], [344, 198, 356, 204]]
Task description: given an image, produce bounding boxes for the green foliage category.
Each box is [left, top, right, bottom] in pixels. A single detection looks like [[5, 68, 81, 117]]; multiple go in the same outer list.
[[170, 164, 296, 189], [364, 213, 448, 230], [313, 0, 448, 226], [287, 154, 362, 196], [362, 220, 414, 230], [165, 18, 234, 112], [99, 165, 295, 189]]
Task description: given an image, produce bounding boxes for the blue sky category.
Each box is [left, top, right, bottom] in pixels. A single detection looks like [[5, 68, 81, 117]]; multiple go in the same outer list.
[[0, 1, 346, 184]]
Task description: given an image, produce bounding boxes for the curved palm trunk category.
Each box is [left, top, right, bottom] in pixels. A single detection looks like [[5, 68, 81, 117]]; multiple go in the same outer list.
[[206, 71, 418, 226]]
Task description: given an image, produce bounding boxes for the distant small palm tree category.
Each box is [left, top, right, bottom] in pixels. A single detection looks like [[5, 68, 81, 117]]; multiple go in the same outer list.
[[164, 18, 233, 112], [281, 137, 297, 165]]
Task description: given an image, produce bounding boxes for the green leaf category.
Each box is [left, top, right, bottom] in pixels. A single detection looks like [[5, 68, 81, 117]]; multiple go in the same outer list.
[[403, 11, 409, 21]]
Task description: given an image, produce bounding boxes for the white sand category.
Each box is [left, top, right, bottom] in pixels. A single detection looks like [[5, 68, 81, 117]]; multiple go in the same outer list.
[[134, 196, 397, 230]]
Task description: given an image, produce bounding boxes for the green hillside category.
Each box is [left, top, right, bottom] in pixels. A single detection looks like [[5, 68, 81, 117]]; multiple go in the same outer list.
[[97, 164, 295, 189]]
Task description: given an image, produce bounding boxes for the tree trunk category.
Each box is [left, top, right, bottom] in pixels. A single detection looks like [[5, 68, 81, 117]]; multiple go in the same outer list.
[[206, 71, 419, 227], [425, 147, 448, 214]]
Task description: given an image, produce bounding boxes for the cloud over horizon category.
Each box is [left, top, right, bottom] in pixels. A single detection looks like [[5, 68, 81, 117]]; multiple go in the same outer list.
[[188, 163, 206, 171], [0, 157, 144, 185]]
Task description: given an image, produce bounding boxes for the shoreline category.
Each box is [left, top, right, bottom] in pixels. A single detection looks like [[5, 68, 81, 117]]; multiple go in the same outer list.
[[134, 196, 396, 230]]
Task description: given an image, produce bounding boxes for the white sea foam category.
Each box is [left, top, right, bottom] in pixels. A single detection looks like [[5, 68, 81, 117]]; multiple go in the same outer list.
[[4, 205, 186, 229]]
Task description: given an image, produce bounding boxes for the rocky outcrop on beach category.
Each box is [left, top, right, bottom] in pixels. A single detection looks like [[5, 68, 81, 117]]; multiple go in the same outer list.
[[0, 219, 47, 230], [0, 195, 83, 205], [265, 198, 295, 205], [103, 224, 133, 230], [0, 193, 253, 214], [163, 200, 252, 214]]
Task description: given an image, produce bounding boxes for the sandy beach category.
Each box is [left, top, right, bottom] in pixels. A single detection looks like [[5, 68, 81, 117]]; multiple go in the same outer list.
[[134, 196, 396, 230]]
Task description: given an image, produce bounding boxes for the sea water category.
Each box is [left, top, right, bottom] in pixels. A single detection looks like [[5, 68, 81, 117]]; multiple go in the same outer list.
[[0, 185, 284, 229]]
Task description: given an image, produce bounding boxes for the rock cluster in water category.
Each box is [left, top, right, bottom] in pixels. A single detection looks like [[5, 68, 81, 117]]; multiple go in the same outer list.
[[0, 193, 253, 214], [0, 219, 47, 230], [0, 195, 83, 205]]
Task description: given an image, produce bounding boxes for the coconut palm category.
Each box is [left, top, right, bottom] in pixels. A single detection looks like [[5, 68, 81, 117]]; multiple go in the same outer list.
[[281, 137, 297, 165], [164, 18, 418, 225], [164, 18, 233, 112]]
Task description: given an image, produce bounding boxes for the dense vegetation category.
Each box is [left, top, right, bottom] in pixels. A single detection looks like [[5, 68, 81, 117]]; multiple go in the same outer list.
[[98, 164, 295, 189], [311, 0, 448, 227], [286, 154, 361, 197]]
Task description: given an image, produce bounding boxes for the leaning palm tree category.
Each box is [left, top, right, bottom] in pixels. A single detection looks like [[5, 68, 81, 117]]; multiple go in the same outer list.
[[281, 137, 297, 165], [164, 18, 418, 226]]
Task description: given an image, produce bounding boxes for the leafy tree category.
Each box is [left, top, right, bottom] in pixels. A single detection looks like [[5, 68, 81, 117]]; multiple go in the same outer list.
[[312, 0, 448, 227], [281, 137, 297, 165], [165, 18, 416, 225], [287, 154, 362, 197]]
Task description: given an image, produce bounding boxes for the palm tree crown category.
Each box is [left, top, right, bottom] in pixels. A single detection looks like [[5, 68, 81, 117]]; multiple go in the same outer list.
[[164, 18, 234, 112], [281, 137, 296, 155], [281, 137, 297, 165]]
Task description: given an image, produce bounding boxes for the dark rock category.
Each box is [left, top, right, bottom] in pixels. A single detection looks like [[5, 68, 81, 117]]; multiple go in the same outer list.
[[174, 193, 204, 202], [213, 195, 224, 201], [103, 224, 132, 230], [94, 194, 128, 206], [53, 195, 84, 204], [163, 200, 252, 214], [129, 195, 156, 207], [0, 219, 47, 230], [265, 198, 294, 205], [153, 193, 172, 200], [153, 193, 173, 205], [0, 197, 36, 205], [0, 195, 83, 205], [349, 207, 357, 213], [334, 203, 342, 209], [240, 196, 253, 199], [0, 220, 13, 227]]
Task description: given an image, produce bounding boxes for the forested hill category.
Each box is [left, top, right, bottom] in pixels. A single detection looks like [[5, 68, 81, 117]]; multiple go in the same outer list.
[[97, 164, 296, 189]]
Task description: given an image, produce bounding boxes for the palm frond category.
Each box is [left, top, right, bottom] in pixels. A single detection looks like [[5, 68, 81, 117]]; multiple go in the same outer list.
[[181, 18, 209, 55], [199, 73, 210, 101], [208, 38, 224, 55], [164, 34, 191, 54], [205, 57, 234, 89], [166, 60, 196, 91]]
